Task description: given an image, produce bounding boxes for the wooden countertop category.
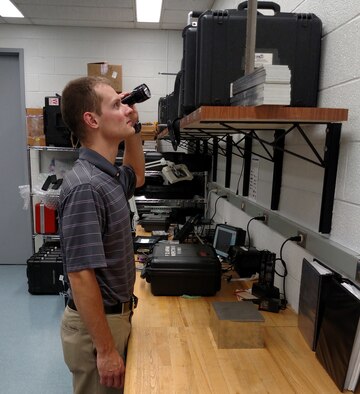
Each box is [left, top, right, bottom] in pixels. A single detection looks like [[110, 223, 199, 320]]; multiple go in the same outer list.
[[124, 270, 346, 394]]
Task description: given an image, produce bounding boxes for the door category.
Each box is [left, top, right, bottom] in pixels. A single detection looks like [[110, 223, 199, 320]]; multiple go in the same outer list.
[[0, 49, 32, 264]]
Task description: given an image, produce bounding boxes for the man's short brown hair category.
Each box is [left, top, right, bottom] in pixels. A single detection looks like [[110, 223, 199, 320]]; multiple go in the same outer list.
[[61, 76, 112, 142]]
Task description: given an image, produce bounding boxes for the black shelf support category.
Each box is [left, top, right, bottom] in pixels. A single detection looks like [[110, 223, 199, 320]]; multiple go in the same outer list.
[[271, 129, 285, 210], [242, 134, 252, 197], [225, 135, 233, 188], [212, 137, 218, 182], [319, 123, 342, 234]]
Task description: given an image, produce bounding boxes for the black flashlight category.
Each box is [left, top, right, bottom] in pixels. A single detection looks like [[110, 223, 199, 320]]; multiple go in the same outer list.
[[121, 83, 151, 106]]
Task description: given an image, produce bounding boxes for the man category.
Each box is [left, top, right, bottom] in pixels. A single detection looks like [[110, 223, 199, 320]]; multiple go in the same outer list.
[[59, 76, 145, 393]]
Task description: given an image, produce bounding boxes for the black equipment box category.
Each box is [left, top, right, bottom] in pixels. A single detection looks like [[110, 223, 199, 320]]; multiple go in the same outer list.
[[228, 246, 262, 278], [195, 2, 322, 108], [139, 215, 171, 232], [44, 95, 76, 147], [141, 243, 221, 296], [27, 241, 64, 295]]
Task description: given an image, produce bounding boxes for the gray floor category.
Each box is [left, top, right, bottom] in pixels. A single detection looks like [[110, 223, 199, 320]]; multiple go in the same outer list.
[[0, 265, 72, 394]]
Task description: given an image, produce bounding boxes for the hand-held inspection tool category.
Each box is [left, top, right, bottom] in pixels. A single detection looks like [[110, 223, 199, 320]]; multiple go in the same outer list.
[[121, 83, 151, 106]]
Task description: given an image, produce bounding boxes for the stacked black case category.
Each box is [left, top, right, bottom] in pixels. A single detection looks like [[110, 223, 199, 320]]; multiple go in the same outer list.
[[27, 241, 64, 295], [194, 2, 322, 108]]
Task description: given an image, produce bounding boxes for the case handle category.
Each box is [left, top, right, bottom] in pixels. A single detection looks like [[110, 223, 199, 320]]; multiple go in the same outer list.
[[238, 1, 281, 13]]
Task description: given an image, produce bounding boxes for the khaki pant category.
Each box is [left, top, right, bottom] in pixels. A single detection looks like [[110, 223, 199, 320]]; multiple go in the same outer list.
[[61, 306, 132, 394]]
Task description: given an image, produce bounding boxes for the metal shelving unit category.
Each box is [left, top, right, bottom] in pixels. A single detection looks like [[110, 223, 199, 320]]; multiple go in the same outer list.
[[27, 145, 79, 252], [158, 105, 349, 234]]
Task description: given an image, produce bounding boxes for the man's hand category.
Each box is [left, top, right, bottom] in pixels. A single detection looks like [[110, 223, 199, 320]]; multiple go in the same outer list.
[[97, 349, 125, 388], [119, 92, 139, 126]]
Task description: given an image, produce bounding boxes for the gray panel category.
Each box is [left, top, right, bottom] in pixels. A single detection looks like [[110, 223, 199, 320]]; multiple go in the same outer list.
[[209, 181, 360, 284], [0, 49, 32, 264]]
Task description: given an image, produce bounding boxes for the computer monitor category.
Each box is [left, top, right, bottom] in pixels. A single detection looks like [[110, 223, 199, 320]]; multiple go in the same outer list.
[[212, 224, 246, 259]]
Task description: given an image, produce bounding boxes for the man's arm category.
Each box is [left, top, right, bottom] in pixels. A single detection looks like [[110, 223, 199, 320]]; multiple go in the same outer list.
[[68, 269, 125, 389], [123, 132, 145, 188]]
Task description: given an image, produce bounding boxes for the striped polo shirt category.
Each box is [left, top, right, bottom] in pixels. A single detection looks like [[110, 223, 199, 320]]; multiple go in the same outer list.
[[59, 147, 136, 306]]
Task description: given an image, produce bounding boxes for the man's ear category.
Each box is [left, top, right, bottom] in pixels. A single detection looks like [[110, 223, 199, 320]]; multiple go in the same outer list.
[[83, 112, 99, 129]]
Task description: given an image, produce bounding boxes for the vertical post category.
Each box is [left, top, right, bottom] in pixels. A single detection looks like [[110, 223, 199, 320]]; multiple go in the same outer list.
[[244, 0, 258, 75], [271, 129, 285, 210], [319, 123, 341, 234], [225, 135, 233, 188], [203, 139, 208, 155], [212, 137, 218, 182], [242, 134, 252, 196]]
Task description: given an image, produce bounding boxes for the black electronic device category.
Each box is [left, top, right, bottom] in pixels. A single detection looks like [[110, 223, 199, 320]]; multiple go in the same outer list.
[[121, 83, 151, 106], [133, 235, 167, 253], [173, 214, 202, 242], [138, 215, 170, 232], [228, 246, 262, 278], [212, 224, 246, 259], [44, 95, 76, 147], [251, 250, 279, 299]]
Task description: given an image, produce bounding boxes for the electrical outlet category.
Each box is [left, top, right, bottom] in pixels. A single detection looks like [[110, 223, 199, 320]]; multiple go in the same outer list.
[[241, 202, 245, 211], [297, 231, 307, 248], [258, 212, 268, 224]]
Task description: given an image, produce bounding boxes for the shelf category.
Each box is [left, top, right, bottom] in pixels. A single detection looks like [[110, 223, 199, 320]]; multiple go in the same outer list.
[[180, 105, 348, 131], [28, 145, 79, 152], [157, 105, 349, 235]]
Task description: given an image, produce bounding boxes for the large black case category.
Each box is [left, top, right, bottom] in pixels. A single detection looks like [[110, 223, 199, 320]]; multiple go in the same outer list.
[[195, 2, 322, 108], [27, 242, 64, 295], [142, 243, 221, 296], [180, 24, 197, 116]]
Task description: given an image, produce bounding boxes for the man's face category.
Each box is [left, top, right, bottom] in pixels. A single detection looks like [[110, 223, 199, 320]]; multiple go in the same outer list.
[[95, 83, 134, 142]]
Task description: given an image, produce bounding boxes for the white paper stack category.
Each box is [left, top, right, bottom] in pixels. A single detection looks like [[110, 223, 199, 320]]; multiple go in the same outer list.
[[230, 65, 291, 106]]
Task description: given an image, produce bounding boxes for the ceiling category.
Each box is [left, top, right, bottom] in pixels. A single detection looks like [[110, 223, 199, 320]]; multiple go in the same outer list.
[[0, 0, 215, 30]]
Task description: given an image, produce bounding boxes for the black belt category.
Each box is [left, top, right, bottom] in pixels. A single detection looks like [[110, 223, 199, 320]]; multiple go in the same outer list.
[[68, 295, 137, 315]]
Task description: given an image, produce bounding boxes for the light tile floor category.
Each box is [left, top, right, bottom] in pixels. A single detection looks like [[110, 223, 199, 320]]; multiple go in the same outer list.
[[0, 265, 72, 394]]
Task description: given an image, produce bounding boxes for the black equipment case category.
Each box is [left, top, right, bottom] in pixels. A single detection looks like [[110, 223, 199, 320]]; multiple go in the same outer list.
[[180, 23, 198, 116], [27, 242, 64, 295], [141, 243, 221, 296], [195, 2, 322, 108], [44, 95, 75, 147]]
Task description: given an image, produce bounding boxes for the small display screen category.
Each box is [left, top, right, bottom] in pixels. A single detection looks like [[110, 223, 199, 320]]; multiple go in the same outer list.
[[213, 225, 238, 258]]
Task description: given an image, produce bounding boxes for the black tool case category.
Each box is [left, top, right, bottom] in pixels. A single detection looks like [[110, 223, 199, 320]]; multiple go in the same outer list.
[[195, 1, 322, 108], [142, 243, 221, 296]]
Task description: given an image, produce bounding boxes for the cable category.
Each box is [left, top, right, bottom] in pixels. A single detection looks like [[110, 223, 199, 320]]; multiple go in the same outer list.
[[205, 189, 219, 219], [209, 195, 227, 222], [275, 235, 302, 309], [246, 215, 267, 248]]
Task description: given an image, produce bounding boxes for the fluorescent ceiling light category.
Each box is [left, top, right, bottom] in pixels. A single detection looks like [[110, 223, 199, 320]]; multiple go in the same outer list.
[[0, 0, 24, 17], [136, 0, 162, 23]]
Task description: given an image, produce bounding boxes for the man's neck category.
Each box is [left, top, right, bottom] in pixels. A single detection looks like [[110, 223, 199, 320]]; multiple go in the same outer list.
[[82, 141, 119, 165]]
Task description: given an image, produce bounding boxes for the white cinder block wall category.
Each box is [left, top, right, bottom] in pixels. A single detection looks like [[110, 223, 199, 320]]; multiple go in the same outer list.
[[0, 24, 183, 122], [210, 0, 360, 311], [1, 1, 359, 311]]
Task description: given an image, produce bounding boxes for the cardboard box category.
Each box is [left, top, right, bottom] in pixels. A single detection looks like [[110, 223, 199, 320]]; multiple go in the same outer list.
[[26, 108, 44, 137], [87, 62, 122, 92], [141, 122, 156, 141]]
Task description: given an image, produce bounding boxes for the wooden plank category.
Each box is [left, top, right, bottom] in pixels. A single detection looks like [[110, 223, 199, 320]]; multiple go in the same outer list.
[[181, 106, 349, 130]]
